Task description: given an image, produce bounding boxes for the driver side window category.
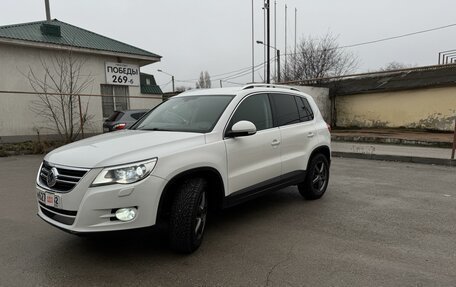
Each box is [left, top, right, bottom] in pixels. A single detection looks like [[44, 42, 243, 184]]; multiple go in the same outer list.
[[228, 94, 273, 131]]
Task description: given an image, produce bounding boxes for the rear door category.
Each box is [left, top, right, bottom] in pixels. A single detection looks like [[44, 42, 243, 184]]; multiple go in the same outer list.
[[270, 93, 317, 175], [224, 93, 282, 195]]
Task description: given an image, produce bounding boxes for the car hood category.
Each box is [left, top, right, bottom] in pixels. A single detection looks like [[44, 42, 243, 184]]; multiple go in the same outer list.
[[45, 130, 206, 168]]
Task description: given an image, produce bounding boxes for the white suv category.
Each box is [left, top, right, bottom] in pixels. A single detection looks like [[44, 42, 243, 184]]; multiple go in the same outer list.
[[36, 84, 331, 253]]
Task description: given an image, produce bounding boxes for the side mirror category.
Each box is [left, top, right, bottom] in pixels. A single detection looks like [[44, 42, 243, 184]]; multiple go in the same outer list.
[[226, 120, 257, 138]]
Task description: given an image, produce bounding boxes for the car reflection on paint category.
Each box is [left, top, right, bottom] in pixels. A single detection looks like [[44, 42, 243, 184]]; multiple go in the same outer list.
[[103, 109, 149, 132]]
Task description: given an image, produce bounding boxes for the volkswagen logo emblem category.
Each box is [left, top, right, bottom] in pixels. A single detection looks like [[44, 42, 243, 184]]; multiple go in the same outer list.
[[47, 167, 59, 187]]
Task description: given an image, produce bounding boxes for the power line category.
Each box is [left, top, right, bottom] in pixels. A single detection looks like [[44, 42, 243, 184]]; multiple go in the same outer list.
[[174, 80, 196, 84], [219, 59, 273, 84], [221, 80, 245, 86], [179, 55, 274, 83], [175, 22, 456, 85], [276, 22, 456, 58], [338, 23, 456, 50], [215, 61, 267, 81], [219, 57, 275, 81], [158, 79, 172, 89], [180, 63, 259, 82]]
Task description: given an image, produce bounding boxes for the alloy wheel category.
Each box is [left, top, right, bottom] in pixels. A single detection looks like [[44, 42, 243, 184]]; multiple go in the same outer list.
[[194, 191, 207, 240], [312, 161, 327, 192]]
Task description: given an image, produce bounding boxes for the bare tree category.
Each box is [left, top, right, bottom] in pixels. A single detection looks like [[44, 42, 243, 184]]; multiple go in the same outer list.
[[378, 61, 413, 71], [175, 86, 192, 92], [196, 71, 211, 89], [25, 50, 94, 143], [281, 33, 358, 82]]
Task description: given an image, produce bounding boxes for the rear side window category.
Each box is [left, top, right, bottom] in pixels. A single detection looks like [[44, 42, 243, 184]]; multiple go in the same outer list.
[[106, 111, 124, 122], [130, 112, 146, 120], [270, 94, 300, 126], [228, 94, 273, 131], [295, 96, 314, 122]]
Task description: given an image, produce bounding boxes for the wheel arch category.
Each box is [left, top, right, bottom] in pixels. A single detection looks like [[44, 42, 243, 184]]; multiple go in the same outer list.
[[307, 145, 331, 170], [156, 167, 225, 226]]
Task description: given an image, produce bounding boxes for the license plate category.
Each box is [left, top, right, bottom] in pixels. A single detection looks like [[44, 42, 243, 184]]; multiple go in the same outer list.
[[37, 191, 62, 208], [103, 127, 109, 132]]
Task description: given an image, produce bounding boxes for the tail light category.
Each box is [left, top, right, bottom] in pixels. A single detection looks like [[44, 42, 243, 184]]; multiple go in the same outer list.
[[113, 123, 127, 130]]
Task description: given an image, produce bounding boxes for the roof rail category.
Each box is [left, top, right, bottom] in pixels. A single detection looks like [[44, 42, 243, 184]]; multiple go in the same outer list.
[[242, 83, 300, 92]]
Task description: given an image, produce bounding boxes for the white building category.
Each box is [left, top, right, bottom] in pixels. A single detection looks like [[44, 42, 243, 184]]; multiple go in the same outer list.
[[0, 19, 163, 143]]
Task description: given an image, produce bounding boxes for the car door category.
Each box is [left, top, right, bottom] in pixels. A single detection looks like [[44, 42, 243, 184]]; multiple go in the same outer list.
[[270, 93, 317, 175], [224, 93, 282, 195]]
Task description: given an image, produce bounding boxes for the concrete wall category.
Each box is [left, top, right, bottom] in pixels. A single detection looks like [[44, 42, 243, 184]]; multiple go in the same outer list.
[[290, 85, 331, 123], [0, 44, 161, 142], [336, 86, 456, 131]]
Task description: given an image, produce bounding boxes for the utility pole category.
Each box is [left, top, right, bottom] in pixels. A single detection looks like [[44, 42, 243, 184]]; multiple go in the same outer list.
[[171, 75, 175, 92], [274, 0, 277, 81], [277, 49, 281, 82], [284, 5, 287, 79], [251, 0, 255, 83], [45, 0, 51, 21], [263, 5, 266, 82], [294, 8, 297, 56], [159, 69, 175, 92], [220, 80, 223, 88], [294, 8, 297, 75], [266, 0, 270, 84]]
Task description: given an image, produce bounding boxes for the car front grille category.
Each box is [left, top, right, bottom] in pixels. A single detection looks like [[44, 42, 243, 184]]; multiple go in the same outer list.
[[39, 161, 88, 192]]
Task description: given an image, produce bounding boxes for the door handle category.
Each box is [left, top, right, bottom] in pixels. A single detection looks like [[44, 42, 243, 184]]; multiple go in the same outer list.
[[307, 132, 315, 138], [271, 139, 281, 146]]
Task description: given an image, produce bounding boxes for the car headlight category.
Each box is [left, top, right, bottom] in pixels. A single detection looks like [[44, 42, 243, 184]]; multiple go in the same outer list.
[[91, 158, 157, 186]]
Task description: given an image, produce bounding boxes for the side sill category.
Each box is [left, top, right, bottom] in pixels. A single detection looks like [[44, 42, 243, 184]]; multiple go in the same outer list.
[[223, 170, 306, 208]]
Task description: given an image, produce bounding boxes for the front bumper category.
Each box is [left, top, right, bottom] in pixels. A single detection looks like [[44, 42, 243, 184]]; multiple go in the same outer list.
[[36, 170, 167, 233]]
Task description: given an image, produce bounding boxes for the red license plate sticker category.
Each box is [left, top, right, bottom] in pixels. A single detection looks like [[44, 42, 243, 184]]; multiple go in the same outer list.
[[46, 194, 55, 207]]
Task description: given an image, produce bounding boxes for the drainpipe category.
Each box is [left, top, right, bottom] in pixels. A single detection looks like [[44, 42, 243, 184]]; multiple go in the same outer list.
[[451, 117, 456, 160]]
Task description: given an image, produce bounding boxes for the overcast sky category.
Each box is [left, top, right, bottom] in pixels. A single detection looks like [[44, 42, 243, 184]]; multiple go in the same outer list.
[[2, 0, 456, 91]]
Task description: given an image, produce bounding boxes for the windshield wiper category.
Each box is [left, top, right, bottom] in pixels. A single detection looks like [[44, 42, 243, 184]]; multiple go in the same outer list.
[[141, 128, 174, 131]]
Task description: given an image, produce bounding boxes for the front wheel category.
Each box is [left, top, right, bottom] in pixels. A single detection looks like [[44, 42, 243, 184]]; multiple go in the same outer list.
[[169, 178, 208, 253], [298, 154, 329, 200]]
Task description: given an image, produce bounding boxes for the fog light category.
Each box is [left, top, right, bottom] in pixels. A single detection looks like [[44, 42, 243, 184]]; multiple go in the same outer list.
[[115, 208, 137, 221]]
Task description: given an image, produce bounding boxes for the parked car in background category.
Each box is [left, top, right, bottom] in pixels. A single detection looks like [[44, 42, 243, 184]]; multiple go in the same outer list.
[[103, 109, 149, 132]]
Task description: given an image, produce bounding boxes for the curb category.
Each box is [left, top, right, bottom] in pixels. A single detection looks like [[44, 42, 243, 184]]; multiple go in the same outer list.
[[332, 151, 456, 167], [331, 136, 452, 148]]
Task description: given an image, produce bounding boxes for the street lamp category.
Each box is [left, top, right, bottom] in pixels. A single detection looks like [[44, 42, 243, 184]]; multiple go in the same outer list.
[[256, 40, 281, 83], [157, 69, 175, 92]]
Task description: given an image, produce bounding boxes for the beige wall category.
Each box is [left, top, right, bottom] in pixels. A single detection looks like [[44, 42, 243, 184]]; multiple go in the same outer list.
[[336, 86, 456, 131], [0, 44, 161, 142]]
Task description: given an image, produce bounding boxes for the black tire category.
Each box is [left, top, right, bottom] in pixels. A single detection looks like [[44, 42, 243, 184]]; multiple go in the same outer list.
[[298, 154, 329, 200], [169, 178, 208, 253]]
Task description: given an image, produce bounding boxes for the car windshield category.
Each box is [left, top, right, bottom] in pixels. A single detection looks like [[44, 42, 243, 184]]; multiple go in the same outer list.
[[133, 95, 234, 133]]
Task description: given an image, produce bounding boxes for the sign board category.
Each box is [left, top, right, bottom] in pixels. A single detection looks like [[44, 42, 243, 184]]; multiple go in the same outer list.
[[105, 62, 140, 86]]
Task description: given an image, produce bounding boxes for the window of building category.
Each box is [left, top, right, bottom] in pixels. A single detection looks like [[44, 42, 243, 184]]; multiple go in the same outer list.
[[270, 94, 300, 126], [101, 85, 130, 118], [228, 94, 273, 131], [146, 78, 151, 85]]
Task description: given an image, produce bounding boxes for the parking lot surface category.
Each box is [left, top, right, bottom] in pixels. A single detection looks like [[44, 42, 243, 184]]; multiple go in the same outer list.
[[0, 155, 455, 287]]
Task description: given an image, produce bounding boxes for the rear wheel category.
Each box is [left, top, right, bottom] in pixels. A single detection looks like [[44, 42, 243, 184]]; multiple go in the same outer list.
[[169, 178, 208, 253], [298, 154, 329, 200]]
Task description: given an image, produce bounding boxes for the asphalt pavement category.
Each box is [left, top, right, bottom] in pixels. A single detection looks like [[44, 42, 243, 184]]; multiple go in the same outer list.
[[0, 155, 455, 286]]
